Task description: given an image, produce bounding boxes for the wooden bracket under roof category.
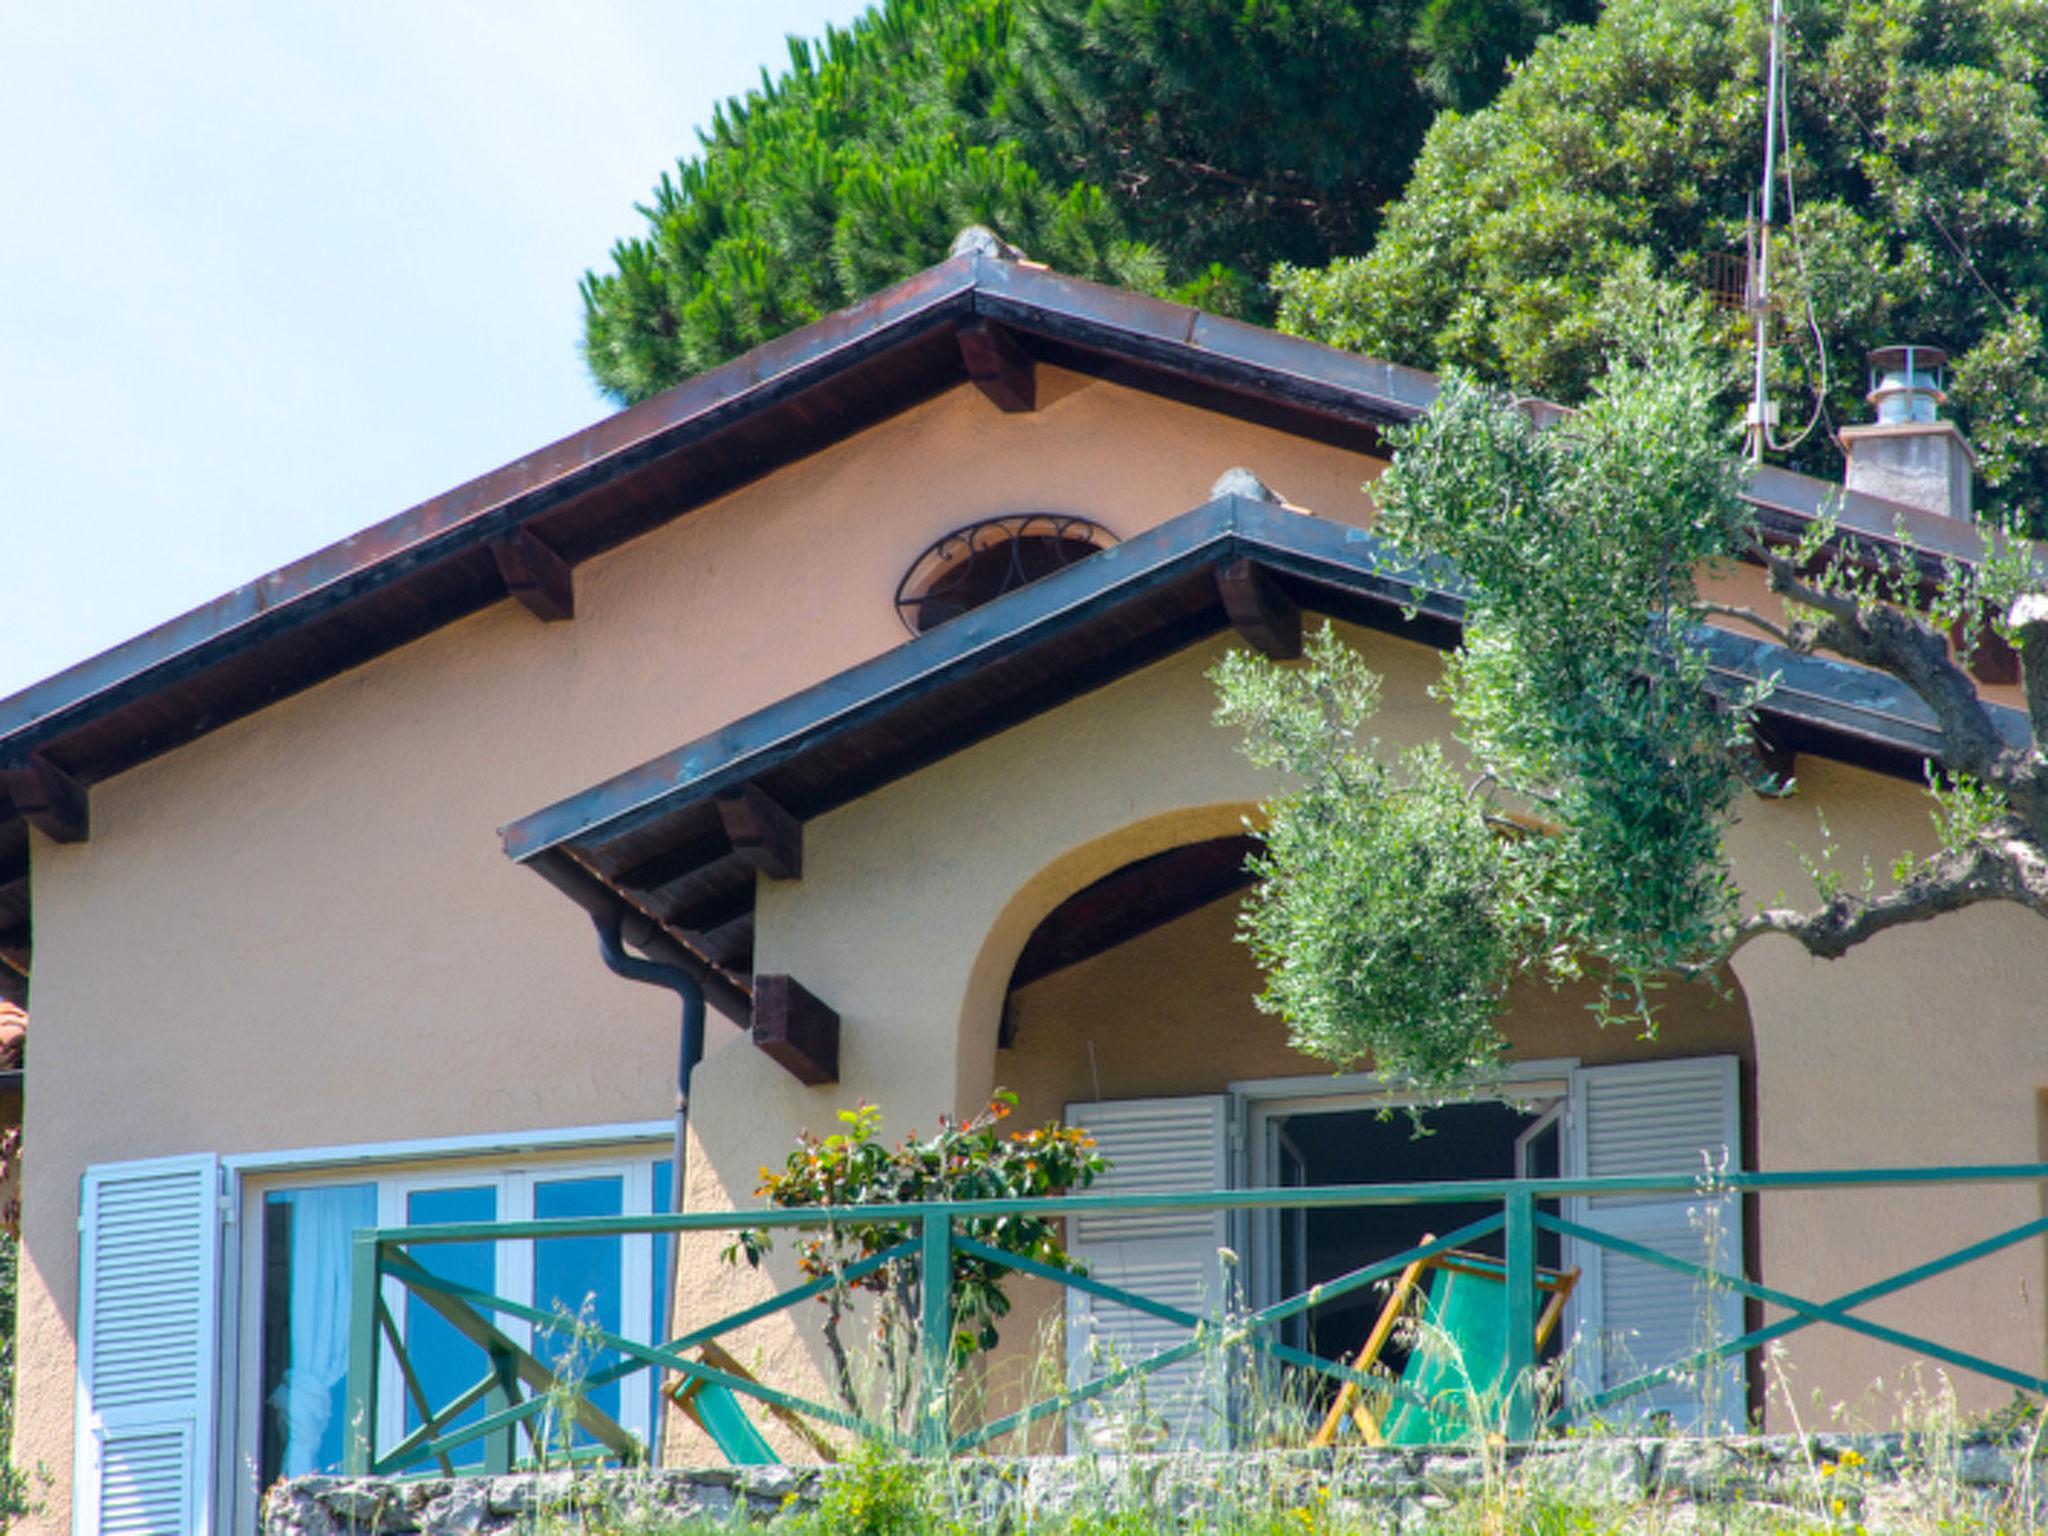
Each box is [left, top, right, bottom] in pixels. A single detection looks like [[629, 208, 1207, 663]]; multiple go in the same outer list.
[[491, 528, 576, 623], [0, 754, 87, 844], [716, 784, 802, 881], [1216, 557, 1302, 659], [957, 319, 1036, 413], [752, 974, 840, 1085]]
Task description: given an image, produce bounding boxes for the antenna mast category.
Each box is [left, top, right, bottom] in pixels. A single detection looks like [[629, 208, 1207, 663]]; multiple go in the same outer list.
[[1747, 0, 1786, 461]]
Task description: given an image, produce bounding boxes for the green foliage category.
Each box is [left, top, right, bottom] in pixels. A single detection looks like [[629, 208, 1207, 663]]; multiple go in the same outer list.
[[579, 0, 1135, 403], [1216, 296, 1760, 1086], [1275, 0, 2048, 530], [1003, 0, 1593, 284], [581, 0, 1594, 401], [1214, 629, 1517, 1085], [0, 1233, 29, 1527], [801, 1440, 929, 1536], [727, 1093, 1104, 1415]]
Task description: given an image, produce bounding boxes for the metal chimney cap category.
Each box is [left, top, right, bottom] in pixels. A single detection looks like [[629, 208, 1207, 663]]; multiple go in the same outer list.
[[1866, 344, 1950, 425], [1867, 344, 1949, 374]]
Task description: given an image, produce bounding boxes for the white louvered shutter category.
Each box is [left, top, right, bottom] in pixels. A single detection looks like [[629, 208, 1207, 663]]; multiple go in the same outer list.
[[75, 1155, 222, 1536], [1065, 1097, 1231, 1448], [1564, 1057, 1743, 1430]]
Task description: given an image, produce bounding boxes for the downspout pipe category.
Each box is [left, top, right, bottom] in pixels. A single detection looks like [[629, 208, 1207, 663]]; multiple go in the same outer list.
[[592, 905, 706, 1461]]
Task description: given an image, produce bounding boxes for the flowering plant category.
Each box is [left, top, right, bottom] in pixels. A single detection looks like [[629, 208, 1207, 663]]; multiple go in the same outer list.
[[724, 1090, 1105, 1418]]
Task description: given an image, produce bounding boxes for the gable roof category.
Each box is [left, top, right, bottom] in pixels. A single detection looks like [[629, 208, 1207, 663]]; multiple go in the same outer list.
[[0, 249, 2012, 987], [499, 491, 2031, 1013]]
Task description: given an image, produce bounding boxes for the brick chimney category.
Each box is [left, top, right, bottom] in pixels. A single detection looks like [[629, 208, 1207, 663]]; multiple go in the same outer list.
[[1840, 345, 1976, 521]]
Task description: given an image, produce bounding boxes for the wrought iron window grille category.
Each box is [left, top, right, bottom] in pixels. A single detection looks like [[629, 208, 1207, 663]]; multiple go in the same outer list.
[[895, 515, 1118, 636]]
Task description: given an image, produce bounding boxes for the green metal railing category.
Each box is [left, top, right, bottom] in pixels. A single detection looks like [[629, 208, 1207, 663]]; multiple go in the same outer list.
[[343, 1164, 2048, 1476]]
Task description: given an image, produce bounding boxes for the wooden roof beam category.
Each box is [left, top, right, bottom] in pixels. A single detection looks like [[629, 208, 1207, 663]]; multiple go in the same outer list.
[[715, 784, 802, 881], [752, 975, 839, 1085], [957, 320, 1035, 413], [1216, 557, 1302, 660], [614, 831, 734, 893], [491, 528, 575, 623], [0, 754, 87, 844], [669, 884, 753, 941]]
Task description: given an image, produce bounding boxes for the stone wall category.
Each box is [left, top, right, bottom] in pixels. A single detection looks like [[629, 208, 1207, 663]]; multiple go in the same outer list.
[[266, 1438, 2048, 1534]]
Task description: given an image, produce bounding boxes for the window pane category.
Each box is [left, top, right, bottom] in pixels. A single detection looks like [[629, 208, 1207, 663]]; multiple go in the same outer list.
[[404, 1184, 498, 1469], [533, 1176, 625, 1440], [260, 1183, 377, 1486]]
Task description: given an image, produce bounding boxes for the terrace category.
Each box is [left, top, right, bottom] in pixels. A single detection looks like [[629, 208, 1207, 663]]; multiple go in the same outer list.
[[341, 1163, 2048, 1476]]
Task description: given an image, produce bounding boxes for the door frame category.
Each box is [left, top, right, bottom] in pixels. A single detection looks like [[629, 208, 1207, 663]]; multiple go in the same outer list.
[[1230, 1059, 1579, 1318]]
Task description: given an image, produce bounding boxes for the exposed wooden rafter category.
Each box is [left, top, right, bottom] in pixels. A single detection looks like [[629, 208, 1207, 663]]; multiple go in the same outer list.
[[0, 754, 87, 844], [1751, 720, 1798, 791], [716, 784, 802, 881], [752, 975, 840, 1085], [1966, 625, 2020, 687], [670, 885, 753, 941], [615, 832, 732, 894], [957, 319, 1036, 413], [491, 528, 575, 623], [1216, 557, 1302, 659]]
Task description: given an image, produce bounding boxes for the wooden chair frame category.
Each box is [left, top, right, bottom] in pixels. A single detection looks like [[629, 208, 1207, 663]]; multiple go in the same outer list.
[[1311, 1247, 1579, 1448], [665, 1339, 841, 1464]]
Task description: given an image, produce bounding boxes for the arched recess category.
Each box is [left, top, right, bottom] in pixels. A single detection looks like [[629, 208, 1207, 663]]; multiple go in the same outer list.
[[971, 813, 1768, 1434], [951, 802, 1260, 1115]]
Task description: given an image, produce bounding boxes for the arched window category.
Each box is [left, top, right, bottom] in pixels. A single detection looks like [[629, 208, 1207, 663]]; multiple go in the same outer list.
[[894, 515, 1118, 635]]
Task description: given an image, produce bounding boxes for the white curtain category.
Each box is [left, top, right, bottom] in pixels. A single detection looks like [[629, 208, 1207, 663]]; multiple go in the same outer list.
[[268, 1185, 376, 1476]]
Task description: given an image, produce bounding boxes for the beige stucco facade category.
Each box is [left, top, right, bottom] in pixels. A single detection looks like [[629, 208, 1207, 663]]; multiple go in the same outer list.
[[15, 370, 1384, 1531], [17, 356, 2048, 1532], [673, 619, 2048, 1450]]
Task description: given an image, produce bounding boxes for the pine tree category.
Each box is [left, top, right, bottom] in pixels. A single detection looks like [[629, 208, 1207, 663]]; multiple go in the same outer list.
[[579, 0, 1592, 404]]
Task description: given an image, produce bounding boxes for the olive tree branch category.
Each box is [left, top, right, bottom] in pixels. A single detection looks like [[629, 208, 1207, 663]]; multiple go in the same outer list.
[[2010, 592, 2048, 748], [1698, 600, 1800, 649], [1759, 544, 2014, 784], [1737, 821, 2048, 959]]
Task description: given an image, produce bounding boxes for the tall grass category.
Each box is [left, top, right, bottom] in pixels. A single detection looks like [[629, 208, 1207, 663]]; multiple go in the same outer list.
[[500, 1286, 2048, 1536]]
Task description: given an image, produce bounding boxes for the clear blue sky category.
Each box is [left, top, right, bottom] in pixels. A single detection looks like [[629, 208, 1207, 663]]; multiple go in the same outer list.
[[0, 1, 870, 697]]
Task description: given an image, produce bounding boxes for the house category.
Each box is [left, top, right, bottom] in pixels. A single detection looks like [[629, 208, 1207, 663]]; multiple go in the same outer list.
[[6, 241, 2044, 1536]]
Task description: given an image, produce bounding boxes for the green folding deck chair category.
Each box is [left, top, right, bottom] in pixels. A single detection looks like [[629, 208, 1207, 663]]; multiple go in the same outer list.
[[665, 1341, 840, 1466], [1312, 1248, 1577, 1448]]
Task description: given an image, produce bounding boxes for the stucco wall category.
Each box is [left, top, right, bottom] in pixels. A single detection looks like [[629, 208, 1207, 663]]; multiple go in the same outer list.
[[1725, 762, 2048, 1423], [16, 372, 1386, 1532], [690, 621, 2048, 1444], [23, 354, 2048, 1526]]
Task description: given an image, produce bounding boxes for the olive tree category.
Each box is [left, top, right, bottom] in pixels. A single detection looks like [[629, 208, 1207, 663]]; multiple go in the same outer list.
[[1215, 287, 2048, 1089]]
